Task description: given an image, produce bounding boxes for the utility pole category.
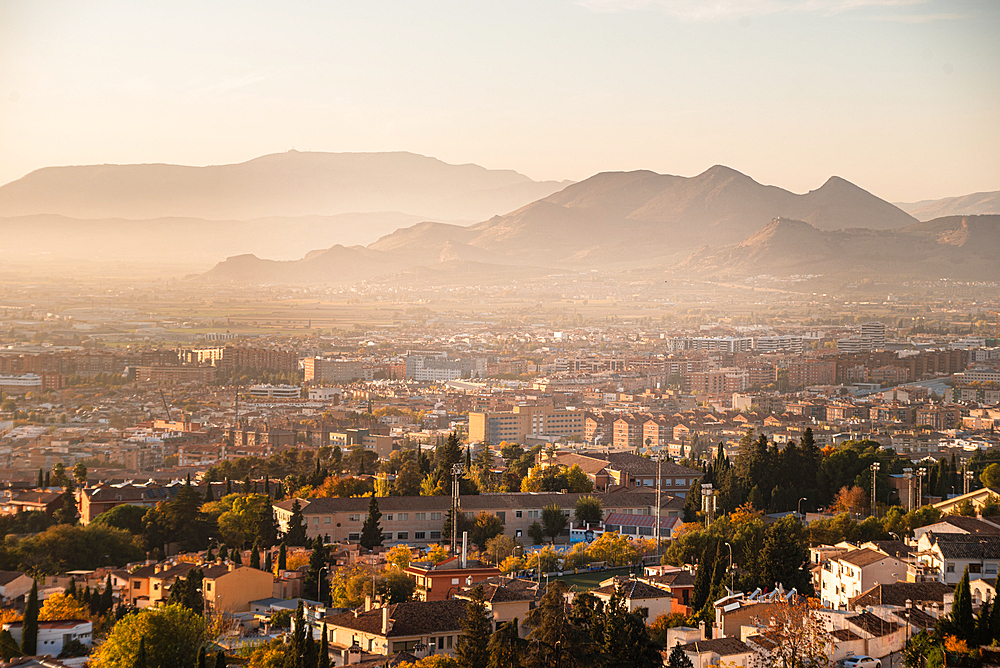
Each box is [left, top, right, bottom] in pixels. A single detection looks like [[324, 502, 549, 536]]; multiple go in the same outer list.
[[655, 453, 662, 559], [451, 463, 464, 556], [701, 483, 716, 526], [903, 468, 913, 512], [965, 467, 974, 496], [917, 468, 926, 508]]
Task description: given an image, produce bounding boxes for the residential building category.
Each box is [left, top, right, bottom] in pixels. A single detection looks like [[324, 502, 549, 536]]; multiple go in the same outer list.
[[913, 532, 1000, 585], [468, 404, 585, 444], [248, 384, 301, 399], [819, 548, 906, 610], [590, 578, 673, 619], [202, 563, 275, 613], [319, 599, 469, 659], [2, 620, 92, 657], [303, 358, 363, 383], [404, 557, 502, 602], [0, 571, 34, 603]]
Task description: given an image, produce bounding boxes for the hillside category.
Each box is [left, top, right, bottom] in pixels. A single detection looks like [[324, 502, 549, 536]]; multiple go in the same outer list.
[[0, 151, 572, 221], [896, 191, 1000, 221], [680, 215, 1000, 282]]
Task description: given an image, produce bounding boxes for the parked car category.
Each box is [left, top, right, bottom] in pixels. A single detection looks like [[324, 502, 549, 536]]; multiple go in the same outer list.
[[842, 656, 881, 668]]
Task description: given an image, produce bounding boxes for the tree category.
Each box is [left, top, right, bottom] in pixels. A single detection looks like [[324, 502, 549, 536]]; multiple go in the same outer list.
[[90, 604, 206, 668], [278, 543, 287, 571], [574, 496, 603, 527], [167, 569, 204, 615], [394, 459, 423, 496], [748, 598, 833, 668], [486, 618, 527, 668], [0, 629, 20, 661], [38, 592, 89, 621], [527, 521, 545, 546], [664, 644, 693, 668], [218, 494, 277, 548], [54, 488, 78, 525], [484, 535, 521, 566], [92, 504, 148, 535], [359, 496, 383, 550], [135, 638, 146, 668], [949, 566, 974, 640], [470, 513, 505, 551], [198, 646, 207, 668], [831, 485, 868, 516], [600, 592, 661, 668], [318, 622, 329, 668], [304, 538, 330, 603], [541, 504, 567, 543], [954, 499, 976, 517], [455, 586, 492, 668], [21, 581, 38, 655], [759, 515, 814, 595], [386, 544, 412, 571], [72, 463, 88, 487], [284, 500, 308, 546], [983, 463, 1000, 490], [524, 582, 595, 668], [214, 650, 225, 668]]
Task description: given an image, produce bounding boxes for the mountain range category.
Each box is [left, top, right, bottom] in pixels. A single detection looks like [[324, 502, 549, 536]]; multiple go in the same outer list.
[[896, 190, 1000, 221], [1, 151, 995, 286]]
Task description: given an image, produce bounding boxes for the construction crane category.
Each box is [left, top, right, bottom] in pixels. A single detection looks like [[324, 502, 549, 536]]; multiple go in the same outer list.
[[988, 311, 1000, 342]]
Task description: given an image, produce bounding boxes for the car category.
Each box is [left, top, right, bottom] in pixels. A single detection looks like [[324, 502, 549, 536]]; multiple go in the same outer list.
[[842, 656, 881, 668]]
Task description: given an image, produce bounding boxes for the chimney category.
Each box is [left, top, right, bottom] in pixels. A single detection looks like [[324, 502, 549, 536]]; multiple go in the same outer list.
[[228, 563, 236, 572], [364, 595, 373, 612], [462, 531, 468, 569], [698, 621, 706, 640], [382, 606, 389, 634], [154, 564, 163, 574]]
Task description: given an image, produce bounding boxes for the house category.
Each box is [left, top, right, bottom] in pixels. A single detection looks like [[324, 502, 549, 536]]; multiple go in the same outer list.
[[591, 578, 673, 619], [641, 569, 695, 614], [914, 532, 1000, 585], [202, 563, 275, 613], [844, 610, 906, 658], [677, 637, 756, 668], [318, 600, 469, 660], [404, 557, 501, 602], [1, 490, 63, 516], [2, 619, 92, 657], [148, 562, 200, 607], [819, 548, 906, 610], [911, 515, 1000, 542], [0, 572, 34, 604], [602, 513, 680, 540], [455, 578, 541, 634], [124, 564, 157, 607]]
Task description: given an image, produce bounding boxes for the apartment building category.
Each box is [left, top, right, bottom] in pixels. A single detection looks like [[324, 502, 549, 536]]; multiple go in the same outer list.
[[819, 548, 906, 610], [273, 490, 682, 545], [468, 404, 584, 444], [132, 365, 216, 385], [303, 358, 363, 383], [754, 336, 804, 354]]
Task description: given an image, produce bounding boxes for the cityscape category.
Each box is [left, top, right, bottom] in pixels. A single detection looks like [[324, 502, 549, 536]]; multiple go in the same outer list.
[[2, 1, 1000, 668]]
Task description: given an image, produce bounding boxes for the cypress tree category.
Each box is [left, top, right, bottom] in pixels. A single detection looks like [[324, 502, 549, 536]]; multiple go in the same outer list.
[[100, 574, 113, 616], [225, 477, 232, 496], [691, 541, 717, 612], [264, 476, 271, 496], [204, 483, 214, 503], [65, 576, 76, 598], [198, 646, 207, 668], [219, 545, 229, 561], [318, 623, 329, 668], [250, 542, 261, 569], [951, 566, 974, 639], [359, 496, 383, 551], [264, 549, 272, 574], [44, 471, 50, 487], [233, 548, 242, 565], [278, 543, 287, 571], [456, 586, 492, 668], [214, 650, 225, 668], [136, 637, 147, 668], [36, 468, 43, 488], [0, 629, 21, 661], [21, 581, 38, 655], [486, 619, 527, 668]]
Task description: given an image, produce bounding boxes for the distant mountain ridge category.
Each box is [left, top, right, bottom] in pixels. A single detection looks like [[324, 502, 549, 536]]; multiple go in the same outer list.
[[0, 151, 573, 222], [201, 166, 942, 284], [896, 190, 1000, 221]]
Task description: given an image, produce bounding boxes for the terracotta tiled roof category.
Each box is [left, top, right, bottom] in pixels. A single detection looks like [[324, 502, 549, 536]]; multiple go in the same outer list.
[[848, 610, 900, 637], [849, 582, 953, 608], [680, 637, 752, 656], [839, 549, 895, 568], [592, 579, 672, 600], [323, 600, 467, 638]]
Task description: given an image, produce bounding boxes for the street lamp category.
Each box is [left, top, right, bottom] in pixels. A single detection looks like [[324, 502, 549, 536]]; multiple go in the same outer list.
[[724, 542, 734, 592], [798, 497, 807, 520], [870, 462, 881, 519]]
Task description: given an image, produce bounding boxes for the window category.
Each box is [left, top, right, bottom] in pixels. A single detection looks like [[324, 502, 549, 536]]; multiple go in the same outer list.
[[516, 510, 523, 518], [386, 514, 394, 521], [947, 563, 955, 573], [416, 513, 426, 520], [971, 564, 982, 574], [399, 513, 408, 520], [313, 517, 319, 526], [397, 532, 408, 540], [430, 531, 441, 539], [447, 636, 453, 649], [349, 532, 361, 541], [349, 514, 361, 522], [325, 516, 331, 524], [414, 531, 426, 540], [430, 512, 442, 520], [206, 582, 212, 591], [675, 479, 686, 486], [515, 529, 522, 537], [133, 582, 140, 589], [452, 578, 459, 585], [382, 533, 393, 541]]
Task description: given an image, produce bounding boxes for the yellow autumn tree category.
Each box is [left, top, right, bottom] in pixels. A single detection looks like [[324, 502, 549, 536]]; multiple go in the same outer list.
[[39, 592, 90, 621]]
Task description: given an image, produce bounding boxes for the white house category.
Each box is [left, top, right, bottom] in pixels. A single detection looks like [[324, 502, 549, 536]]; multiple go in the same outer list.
[[820, 548, 905, 610], [915, 532, 1000, 585], [0, 571, 35, 603], [3, 619, 92, 656], [591, 578, 673, 619]]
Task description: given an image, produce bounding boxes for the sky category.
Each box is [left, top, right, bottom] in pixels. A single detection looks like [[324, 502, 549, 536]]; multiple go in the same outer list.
[[1, 0, 998, 202]]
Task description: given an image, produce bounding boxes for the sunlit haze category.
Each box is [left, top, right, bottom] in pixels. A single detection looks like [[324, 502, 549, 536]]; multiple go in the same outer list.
[[2, 0, 998, 201]]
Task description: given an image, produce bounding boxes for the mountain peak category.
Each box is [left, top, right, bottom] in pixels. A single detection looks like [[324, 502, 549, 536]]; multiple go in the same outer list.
[[697, 164, 750, 180]]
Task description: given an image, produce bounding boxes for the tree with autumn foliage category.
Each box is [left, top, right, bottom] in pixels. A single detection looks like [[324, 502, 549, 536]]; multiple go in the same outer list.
[[38, 592, 90, 621]]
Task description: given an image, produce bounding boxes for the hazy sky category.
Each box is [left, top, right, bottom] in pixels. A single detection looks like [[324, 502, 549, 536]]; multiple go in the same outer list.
[[2, 0, 998, 202]]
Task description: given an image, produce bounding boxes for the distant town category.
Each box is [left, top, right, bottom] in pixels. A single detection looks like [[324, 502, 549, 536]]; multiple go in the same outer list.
[[0, 276, 997, 668]]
